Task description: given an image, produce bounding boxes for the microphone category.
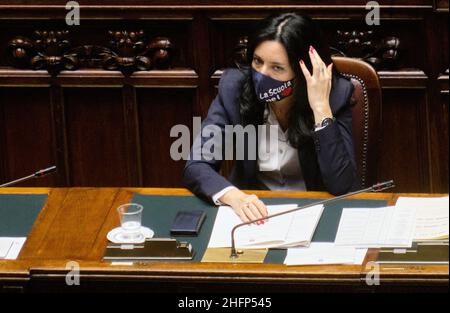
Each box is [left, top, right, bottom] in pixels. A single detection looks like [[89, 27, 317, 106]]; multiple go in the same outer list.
[[230, 180, 395, 259], [0, 166, 57, 187]]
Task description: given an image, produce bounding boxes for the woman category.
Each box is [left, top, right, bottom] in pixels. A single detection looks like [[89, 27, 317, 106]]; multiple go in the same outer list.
[[183, 12, 360, 223]]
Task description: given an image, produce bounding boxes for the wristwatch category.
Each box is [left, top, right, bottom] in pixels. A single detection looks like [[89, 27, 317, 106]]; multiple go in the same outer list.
[[314, 117, 335, 129]]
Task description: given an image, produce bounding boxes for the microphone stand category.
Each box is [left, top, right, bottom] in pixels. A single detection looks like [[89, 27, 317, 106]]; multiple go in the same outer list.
[[230, 180, 395, 259], [0, 166, 57, 187]]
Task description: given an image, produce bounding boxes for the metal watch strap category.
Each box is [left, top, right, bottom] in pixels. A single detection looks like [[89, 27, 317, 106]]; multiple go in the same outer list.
[[314, 117, 335, 129]]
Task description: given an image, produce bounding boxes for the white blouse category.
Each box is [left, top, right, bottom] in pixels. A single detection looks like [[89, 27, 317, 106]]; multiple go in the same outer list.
[[256, 105, 306, 191], [212, 105, 306, 204]]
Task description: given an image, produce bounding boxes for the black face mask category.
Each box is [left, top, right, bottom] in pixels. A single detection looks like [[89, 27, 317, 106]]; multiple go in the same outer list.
[[252, 68, 295, 103]]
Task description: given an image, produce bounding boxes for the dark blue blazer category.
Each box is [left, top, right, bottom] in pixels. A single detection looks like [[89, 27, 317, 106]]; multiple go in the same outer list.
[[183, 68, 360, 203]]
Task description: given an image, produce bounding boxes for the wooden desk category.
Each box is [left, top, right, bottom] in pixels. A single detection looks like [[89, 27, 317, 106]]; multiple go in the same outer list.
[[0, 188, 448, 293]]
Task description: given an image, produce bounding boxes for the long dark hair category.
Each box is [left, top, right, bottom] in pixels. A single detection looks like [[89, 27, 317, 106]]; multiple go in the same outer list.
[[239, 12, 333, 148]]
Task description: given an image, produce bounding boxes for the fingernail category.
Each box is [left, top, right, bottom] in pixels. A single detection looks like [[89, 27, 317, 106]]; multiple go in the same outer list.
[[300, 59, 304, 64], [309, 46, 314, 53]]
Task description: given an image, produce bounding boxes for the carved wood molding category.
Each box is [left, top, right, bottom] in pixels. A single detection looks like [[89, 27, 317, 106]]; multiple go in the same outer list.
[[333, 30, 401, 70], [233, 31, 401, 71], [0, 1, 441, 21], [434, 0, 449, 12], [438, 69, 449, 94], [233, 36, 248, 70], [7, 30, 174, 76]]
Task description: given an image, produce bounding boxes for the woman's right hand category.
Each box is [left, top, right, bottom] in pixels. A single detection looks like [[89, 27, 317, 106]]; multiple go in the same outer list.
[[219, 188, 268, 223], [299, 45, 333, 124]]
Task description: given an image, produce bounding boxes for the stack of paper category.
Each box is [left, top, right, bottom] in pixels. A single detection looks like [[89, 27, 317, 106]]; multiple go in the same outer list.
[[208, 204, 324, 249], [334, 206, 417, 248], [0, 237, 26, 260], [284, 243, 368, 266], [395, 196, 449, 241]]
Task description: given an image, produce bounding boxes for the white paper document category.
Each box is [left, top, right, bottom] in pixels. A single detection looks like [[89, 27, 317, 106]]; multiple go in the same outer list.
[[0, 239, 13, 258], [208, 204, 324, 249], [284, 243, 368, 266], [0, 237, 26, 260], [395, 196, 449, 241], [334, 206, 417, 248]]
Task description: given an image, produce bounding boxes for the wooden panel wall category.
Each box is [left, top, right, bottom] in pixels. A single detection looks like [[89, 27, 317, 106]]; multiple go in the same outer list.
[[0, 1, 448, 193]]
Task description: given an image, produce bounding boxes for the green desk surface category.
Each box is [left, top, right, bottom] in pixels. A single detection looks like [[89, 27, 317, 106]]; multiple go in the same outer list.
[[0, 194, 48, 237], [132, 194, 388, 263]]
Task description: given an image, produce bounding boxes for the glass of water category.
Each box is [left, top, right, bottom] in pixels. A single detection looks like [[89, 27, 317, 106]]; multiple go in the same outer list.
[[117, 203, 144, 241]]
